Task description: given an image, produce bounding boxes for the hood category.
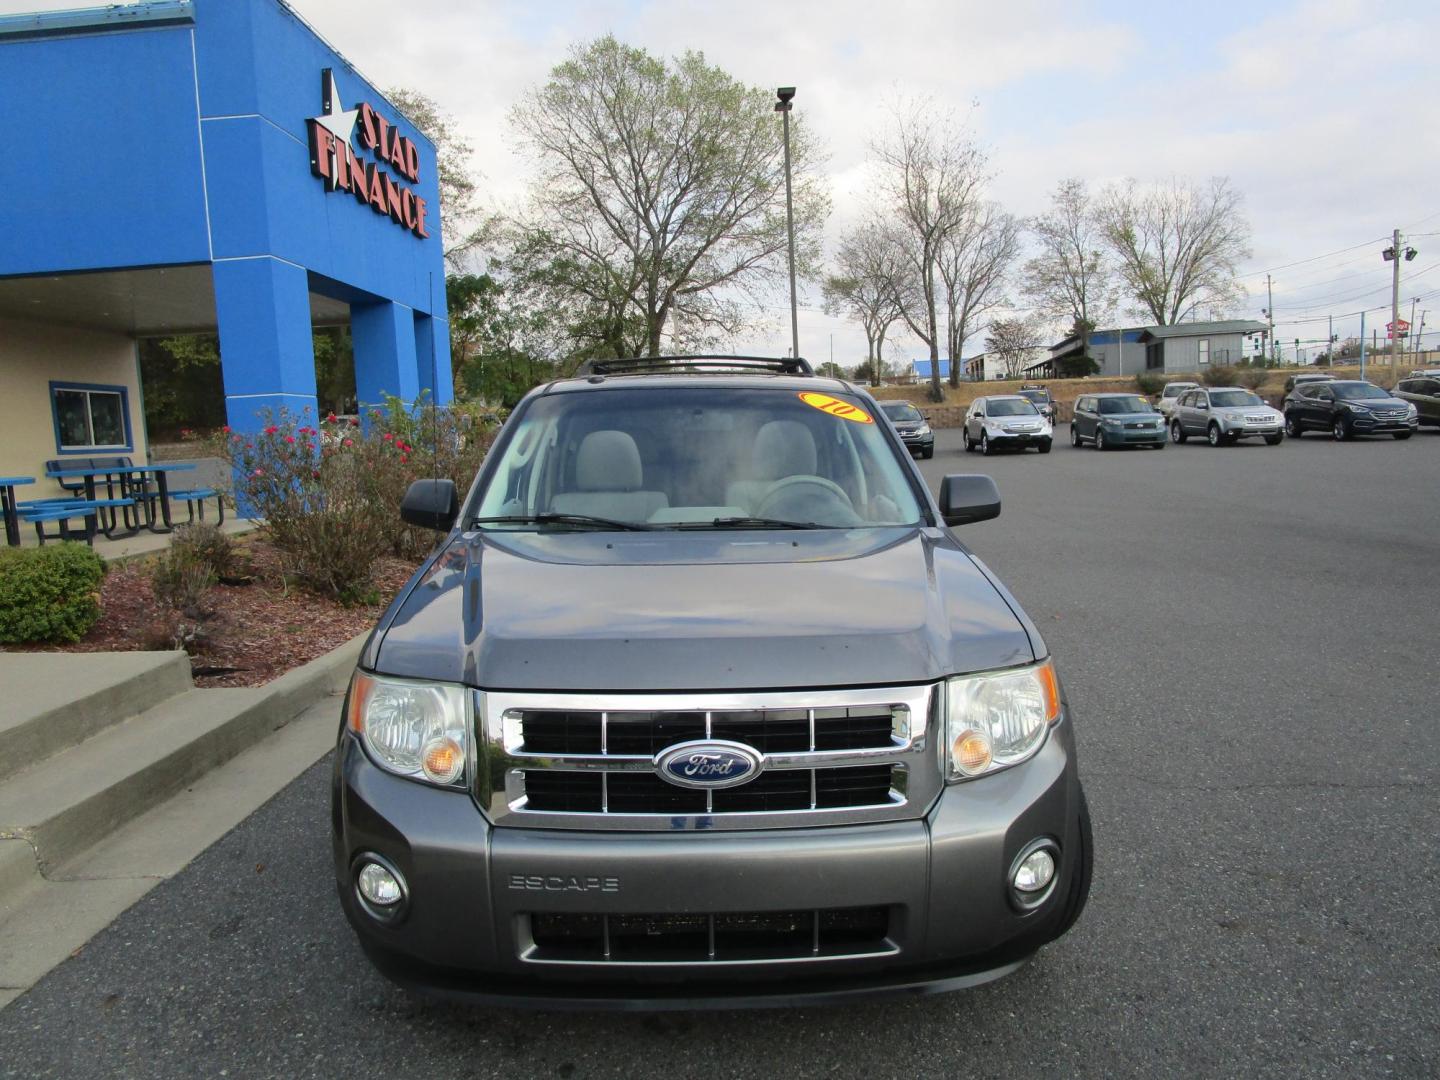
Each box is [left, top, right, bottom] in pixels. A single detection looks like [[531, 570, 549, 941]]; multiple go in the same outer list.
[[1101, 411, 1163, 420], [1343, 397, 1408, 409], [368, 527, 1037, 692]]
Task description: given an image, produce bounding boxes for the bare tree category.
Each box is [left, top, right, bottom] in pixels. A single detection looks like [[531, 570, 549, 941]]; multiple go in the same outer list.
[[822, 220, 905, 386], [1096, 176, 1251, 325], [508, 36, 829, 358], [938, 201, 1021, 388], [985, 317, 1046, 378], [1023, 177, 1113, 360], [871, 101, 987, 401]]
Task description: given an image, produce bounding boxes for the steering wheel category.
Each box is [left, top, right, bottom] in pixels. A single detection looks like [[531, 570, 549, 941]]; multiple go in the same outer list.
[[753, 475, 859, 525]]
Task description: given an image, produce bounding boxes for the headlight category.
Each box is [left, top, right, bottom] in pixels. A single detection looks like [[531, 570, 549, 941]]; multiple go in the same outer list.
[[346, 671, 470, 787], [944, 659, 1061, 782], [1101, 418, 1122, 427], [1407, 404, 1418, 418], [917, 423, 932, 435]]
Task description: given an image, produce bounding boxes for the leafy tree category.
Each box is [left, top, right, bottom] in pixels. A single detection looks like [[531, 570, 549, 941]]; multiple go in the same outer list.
[[385, 87, 481, 269], [508, 36, 829, 357], [1097, 176, 1251, 325]]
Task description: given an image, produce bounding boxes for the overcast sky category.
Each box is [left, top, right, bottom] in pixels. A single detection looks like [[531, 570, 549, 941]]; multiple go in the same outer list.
[[8, 0, 1438, 363]]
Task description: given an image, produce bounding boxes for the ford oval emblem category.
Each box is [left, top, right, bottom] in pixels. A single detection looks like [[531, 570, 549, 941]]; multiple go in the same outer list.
[[655, 741, 763, 790]]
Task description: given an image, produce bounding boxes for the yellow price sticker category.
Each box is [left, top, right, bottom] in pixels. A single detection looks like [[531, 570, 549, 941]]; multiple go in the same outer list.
[[798, 391, 873, 424]]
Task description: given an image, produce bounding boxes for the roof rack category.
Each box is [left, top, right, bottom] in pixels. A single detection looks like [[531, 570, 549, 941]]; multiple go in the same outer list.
[[575, 355, 814, 378]]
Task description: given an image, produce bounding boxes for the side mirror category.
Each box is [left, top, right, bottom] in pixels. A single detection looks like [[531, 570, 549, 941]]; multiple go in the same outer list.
[[400, 478, 458, 531], [938, 474, 1001, 527]]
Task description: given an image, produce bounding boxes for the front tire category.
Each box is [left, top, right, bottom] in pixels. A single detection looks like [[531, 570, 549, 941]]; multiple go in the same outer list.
[[1394, 432, 1412, 441], [1038, 440, 1052, 454], [1069, 425, 1080, 447], [1171, 421, 1187, 444], [980, 432, 992, 456], [1333, 417, 1349, 441], [921, 446, 935, 458], [962, 430, 973, 453], [1207, 423, 1224, 447], [1265, 434, 1283, 446], [1095, 429, 1107, 451], [1285, 413, 1303, 438]]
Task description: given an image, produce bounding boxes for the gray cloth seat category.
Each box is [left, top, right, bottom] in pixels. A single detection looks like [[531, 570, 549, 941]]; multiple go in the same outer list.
[[550, 430, 668, 521], [725, 420, 820, 512]]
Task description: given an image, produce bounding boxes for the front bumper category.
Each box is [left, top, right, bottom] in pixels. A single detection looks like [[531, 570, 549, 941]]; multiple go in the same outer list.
[[1222, 423, 1283, 439], [987, 430, 1052, 448], [1101, 425, 1165, 444], [1347, 414, 1419, 434], [332, 713, 1083, 1008], [898, 431, 934, 453]]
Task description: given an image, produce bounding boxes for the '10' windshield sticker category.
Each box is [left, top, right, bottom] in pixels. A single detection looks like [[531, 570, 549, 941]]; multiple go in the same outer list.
[[798, 392, 874, 424]]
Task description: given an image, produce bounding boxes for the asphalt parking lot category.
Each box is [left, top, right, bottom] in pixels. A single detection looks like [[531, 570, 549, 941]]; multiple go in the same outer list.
[[3, 424, 1437, 1079]]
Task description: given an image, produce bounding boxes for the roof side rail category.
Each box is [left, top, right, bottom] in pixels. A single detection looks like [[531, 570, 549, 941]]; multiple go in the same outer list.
[[575, 355, 814, 378]]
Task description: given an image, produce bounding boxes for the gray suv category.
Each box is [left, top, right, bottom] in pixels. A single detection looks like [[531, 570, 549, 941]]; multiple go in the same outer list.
[[333, 356, 1091, 1008], [1170, 386, 1284, 446]]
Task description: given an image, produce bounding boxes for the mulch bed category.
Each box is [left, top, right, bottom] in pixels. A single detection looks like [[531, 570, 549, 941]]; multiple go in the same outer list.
[[19, 536, 419, 688]]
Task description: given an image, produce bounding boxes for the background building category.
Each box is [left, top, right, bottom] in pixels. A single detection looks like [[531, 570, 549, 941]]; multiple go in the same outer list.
[[0, 0, 450, 484], [1041, 320, 1268, 378]]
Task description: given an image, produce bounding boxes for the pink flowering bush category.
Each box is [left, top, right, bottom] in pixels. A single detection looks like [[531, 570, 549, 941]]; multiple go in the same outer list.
[[208, 396, 495, 599]]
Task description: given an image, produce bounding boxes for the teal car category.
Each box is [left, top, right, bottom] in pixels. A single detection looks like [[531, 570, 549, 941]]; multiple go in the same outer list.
[[1070, 393, 1167, 450]]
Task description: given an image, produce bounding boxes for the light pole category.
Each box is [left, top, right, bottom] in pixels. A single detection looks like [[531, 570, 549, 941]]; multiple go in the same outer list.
[[775, 86, 799, 363]]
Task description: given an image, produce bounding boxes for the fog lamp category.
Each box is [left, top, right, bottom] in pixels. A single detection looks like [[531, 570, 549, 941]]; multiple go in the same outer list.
[[357, 860, 404, 907], [1014, 848, 1056, 893]]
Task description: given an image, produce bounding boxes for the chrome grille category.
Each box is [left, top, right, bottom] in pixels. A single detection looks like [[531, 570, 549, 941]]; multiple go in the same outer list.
[[476, 685, 938, 831]]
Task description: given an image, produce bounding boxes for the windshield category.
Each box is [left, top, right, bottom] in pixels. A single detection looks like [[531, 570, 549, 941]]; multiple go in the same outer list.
[[473, 387, 925, 530], [1209, 391, 1264, 407], [1333, 382, 1390, 400], [1098, 396, 1153, 414], [881, 402, 924, 423], [1017, 390, 1050, 405], [985, 399, 1040, 417]]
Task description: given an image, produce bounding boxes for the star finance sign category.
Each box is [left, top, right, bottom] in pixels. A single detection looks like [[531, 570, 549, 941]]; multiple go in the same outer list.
[[306, 69, 431, 240]]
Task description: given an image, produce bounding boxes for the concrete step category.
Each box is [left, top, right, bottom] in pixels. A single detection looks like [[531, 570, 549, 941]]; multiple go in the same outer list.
[[0, 685, 292, 873], [0, 651, 193, 783]]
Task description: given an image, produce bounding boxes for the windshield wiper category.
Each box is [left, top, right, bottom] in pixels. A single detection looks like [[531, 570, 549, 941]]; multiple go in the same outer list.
[[471, 514, 654, 532], [676, 516, 832, 530]]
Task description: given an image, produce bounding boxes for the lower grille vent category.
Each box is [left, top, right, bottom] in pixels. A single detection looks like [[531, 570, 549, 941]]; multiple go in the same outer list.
[[528, 906, 892, 962]]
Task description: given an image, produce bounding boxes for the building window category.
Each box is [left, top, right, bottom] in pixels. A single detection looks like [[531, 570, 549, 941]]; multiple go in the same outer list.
[[1198, 339, 1210, 366], [50, 382, 132, 453]]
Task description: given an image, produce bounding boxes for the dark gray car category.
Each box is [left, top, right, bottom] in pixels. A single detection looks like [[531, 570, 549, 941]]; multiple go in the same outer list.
[[332, 358, 1091, 1009]]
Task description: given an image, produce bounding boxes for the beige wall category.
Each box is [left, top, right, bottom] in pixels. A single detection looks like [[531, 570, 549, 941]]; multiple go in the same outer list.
[[0, 315, 147, 493]]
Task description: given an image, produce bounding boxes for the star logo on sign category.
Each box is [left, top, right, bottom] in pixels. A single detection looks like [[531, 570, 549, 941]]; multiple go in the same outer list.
[[312, 69, 358, 146]]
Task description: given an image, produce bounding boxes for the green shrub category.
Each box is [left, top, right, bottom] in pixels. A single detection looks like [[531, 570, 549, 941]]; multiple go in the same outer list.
[[171, 521, 235, 578], [1133, 372, 1165, 397], [1201, 364, 1239, 387], [0, 543, 106, 644]]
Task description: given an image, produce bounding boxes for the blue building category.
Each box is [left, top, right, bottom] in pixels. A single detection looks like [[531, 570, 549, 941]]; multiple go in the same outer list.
[[909, 359, 952, 381], [0, 0, 451, 482]]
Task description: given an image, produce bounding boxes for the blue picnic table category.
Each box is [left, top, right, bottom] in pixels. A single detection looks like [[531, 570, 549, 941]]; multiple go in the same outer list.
[[1, 476, 35, 547], [36, 463, 202, 543]]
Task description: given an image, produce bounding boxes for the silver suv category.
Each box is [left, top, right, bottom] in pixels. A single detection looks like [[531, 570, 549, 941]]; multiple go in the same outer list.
[[333, 356, 1091, 1008], [962, 395, 1054, 455], [1170, 386, 1284, 446]]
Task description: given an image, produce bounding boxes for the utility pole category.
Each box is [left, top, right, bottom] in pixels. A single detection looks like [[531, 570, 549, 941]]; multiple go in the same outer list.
[[1407, 297, 1417, 368], [1266, 274, 1275, 363], [1359, 311, 1367, 381], [1327, 314, 1333, 366], [1390, 228, 1402, 386]]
